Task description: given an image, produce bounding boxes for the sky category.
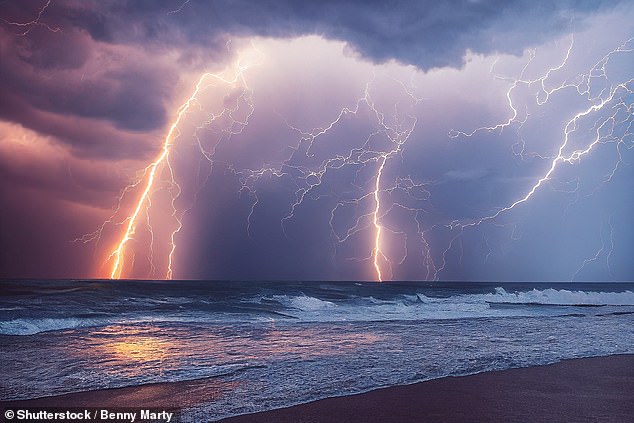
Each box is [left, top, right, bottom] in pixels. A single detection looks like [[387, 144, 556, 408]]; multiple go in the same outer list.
[[0, 0, 632, 281]]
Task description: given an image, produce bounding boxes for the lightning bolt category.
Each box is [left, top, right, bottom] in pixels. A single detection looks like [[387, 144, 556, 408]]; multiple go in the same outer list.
[[441, 34, 634, 280], [84, 32, 631, 282], [167, 0, 192, 16], [89, 46, 262, 279], [572, 215, 615, 281], [105, 76, 204, 279], [372, 156, 386, 281], [240, 75, 423, 281], [0, 0, 61, 36], [448, 36, 575, 139]]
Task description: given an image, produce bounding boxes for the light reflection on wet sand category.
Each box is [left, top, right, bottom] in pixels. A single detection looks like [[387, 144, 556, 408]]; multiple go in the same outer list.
[[0, 376, 240, 409]]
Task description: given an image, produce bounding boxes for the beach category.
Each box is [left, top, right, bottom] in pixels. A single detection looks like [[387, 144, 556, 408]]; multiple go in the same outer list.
[[3, 281, 634, 421], [2, 354, 633, 422]]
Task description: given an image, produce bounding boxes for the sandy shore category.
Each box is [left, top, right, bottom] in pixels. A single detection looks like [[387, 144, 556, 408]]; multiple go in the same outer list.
[[2, 355, 633, 422]]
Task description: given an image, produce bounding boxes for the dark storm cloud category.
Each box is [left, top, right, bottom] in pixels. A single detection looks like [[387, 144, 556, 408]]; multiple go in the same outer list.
[[0, 25, 174, 125], [0, 0, 621, 158], [0, 90, 160, 159], [84, 0, 619, 68], [0, 5, 176, 160]]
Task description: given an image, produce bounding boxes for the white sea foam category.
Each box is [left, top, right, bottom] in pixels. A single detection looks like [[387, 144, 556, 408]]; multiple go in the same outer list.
[[484, 287, 634, 306], [261, 288, 634, 322], [0, 317, 104, 335], [273, 294, 336, 311]]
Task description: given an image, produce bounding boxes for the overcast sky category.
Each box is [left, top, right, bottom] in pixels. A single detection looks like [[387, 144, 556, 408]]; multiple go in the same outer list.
[[1, 0, 632, 281]]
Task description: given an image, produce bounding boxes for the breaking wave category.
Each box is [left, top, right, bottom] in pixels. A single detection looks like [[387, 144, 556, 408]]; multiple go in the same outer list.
[[253, 288, 634, 323], [484, 287, 634, 306], [0, 317, 114, 336], [2, 284, 634, 335]]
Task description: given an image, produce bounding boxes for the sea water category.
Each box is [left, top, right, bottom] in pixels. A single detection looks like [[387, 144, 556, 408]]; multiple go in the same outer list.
[[1, 280, 633, 421]]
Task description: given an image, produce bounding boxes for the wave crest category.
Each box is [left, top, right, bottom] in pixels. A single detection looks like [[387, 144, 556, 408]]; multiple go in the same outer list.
[[486, 287, 634, 306]]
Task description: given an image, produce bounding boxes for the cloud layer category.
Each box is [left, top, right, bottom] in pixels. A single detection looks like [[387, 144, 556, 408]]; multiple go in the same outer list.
[[0, 0, 632, 280]]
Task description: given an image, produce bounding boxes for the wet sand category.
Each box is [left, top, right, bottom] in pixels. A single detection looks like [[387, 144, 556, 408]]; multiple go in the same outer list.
[[0, 377, 237, 410], [221, 354, 634, 423], [2, 355, 633, 422]]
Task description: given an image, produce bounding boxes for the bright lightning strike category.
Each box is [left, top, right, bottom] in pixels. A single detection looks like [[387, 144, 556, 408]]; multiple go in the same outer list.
[[83, 31, 631, 282], [240, 74, 422, 281], [372, 156, 386, 281], [441, 34, 634, 280], [91, 46, 263, 279]]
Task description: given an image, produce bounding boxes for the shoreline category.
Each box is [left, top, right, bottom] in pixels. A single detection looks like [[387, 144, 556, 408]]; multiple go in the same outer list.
[[2, 354, 633, 422], [221, 354, 634, 423]]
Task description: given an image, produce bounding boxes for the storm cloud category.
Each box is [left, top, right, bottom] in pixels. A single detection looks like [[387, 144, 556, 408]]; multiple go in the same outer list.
[[0, 0, 632, 281]]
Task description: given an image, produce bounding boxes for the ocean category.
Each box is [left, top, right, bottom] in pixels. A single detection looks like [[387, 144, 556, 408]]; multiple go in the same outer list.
[[1, 280, 634, 421]]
